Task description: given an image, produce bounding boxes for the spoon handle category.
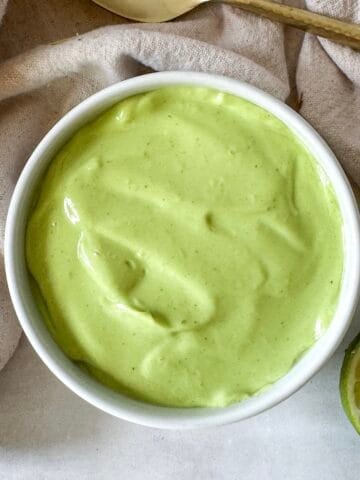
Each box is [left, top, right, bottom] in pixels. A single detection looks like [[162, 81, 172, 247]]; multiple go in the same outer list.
[[224, 0, 360, 49]]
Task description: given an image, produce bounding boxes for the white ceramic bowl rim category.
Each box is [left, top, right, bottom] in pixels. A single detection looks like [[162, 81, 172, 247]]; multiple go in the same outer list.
[[5, 72, 360, 429]]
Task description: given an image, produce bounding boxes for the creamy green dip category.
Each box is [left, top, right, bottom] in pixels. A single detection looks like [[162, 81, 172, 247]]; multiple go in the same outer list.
[[26, 87, 343, 407]]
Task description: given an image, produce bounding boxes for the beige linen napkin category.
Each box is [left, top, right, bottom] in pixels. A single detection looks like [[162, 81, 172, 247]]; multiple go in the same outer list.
[[0, 0, 359, 372], [298, 0, 360, 183]]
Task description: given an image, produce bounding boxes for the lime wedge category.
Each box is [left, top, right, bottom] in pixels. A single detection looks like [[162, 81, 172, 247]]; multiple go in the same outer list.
[[340, 333, 360, 434]]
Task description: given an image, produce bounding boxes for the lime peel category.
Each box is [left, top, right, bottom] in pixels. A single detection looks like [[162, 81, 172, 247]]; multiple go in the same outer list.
[[340, 333, 360, 434]]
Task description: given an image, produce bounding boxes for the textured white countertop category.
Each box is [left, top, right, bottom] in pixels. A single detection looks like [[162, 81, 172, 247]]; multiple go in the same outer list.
[[1, 305, 359, 480]]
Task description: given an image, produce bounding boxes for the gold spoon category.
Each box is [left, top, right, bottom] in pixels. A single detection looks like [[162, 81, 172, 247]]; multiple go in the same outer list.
[[93, 0, 360, 50]]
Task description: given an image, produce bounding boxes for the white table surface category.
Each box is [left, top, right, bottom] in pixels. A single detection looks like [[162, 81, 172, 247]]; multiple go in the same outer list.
[[1, 305, 359, 480]]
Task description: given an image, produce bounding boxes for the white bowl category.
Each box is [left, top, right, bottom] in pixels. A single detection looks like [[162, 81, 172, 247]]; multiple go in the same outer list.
[[5, 72, 360, 429]]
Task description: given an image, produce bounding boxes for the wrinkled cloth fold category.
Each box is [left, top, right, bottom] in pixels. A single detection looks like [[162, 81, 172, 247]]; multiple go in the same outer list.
[[0, 0, 359, 371]]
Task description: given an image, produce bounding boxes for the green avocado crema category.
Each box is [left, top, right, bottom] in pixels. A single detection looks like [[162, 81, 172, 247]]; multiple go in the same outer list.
[[26, 86, 344, 408]]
